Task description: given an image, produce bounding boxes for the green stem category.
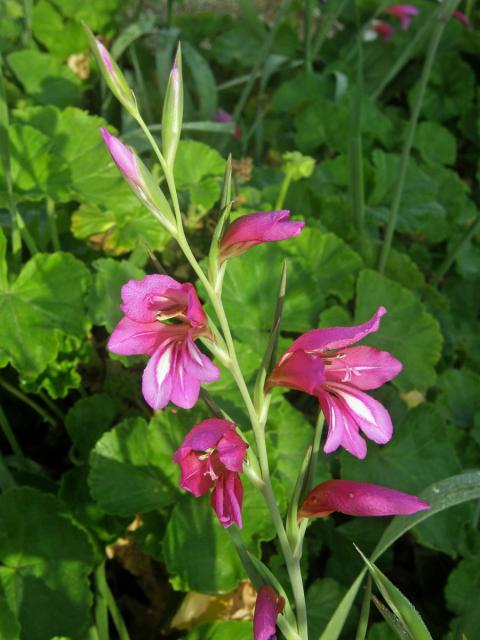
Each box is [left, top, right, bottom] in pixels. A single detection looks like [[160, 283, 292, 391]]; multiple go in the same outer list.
[[0, 376, 56, 426], [130, 45, 154, 124], [305, 412, 325, 495], [311, 0, 347, 60], [166, 0, 174, 27], [275, 171, 293, 210], [46, 197, 61, 251], [304, 0, 314, 73], [22, 0, 33, 45], [355, 576, 372, 640], [232, 0, 294, 123], [349, 8, 365, 236], [0, 403, 28, 469], [38, 391, 66, 421], [377, 0, 460, 273], [0, 447, 16, 490], [103, 569, 131, 640], [431, 212, 480, 287], [94, 563, 110, 640], [370, 19, 432, 102], [0, 58, 21, 269]]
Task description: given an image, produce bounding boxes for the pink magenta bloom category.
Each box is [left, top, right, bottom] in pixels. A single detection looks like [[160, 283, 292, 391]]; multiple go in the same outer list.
[[453, 10, 471, 28], [100, 127, 142, 190], [172, 419, 248, 528], [267, 307, 403, 459], [373, 20, 396, 41], [299, 480, 430, 519], [253, 586, 285, 640], [219, 211, 304, 262], [108, 275, 219, 410], [385, 4, 419, 30]]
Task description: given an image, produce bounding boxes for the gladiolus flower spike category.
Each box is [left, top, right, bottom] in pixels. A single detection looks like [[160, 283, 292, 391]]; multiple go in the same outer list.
[[267, 307, 403, 459], [108, 275, 219, 410], [173, 419, 248, 528], [253, 586, 285, 640], [219, 211, 304, 262], [299, 480, 430, 519]]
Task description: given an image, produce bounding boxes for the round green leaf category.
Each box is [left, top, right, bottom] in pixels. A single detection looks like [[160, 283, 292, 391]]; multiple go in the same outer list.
[[89, 415, 186, 516], [88, 258, 144, 331], [0, 487, 95, 640], [0, 242, 91, 377]]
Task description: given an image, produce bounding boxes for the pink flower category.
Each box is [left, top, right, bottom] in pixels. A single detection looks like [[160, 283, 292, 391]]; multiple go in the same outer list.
[[95, 39, 114, 75], [299, 480, 430, 519], [108, 275, 219, 410], [100, 127, 142, 190], [267, 307, 403, 459], [253, 586, 285, 640], [453, 10, 472, 28], [215, 109, 233, 124], [172, 419, 248, 528], [385, 4, 419, 30], [372, 20, 396, 41], [219, 211, 304, 262]]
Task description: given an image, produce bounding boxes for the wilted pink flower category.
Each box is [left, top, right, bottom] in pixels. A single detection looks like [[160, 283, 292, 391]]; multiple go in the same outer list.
[[100, 127, 141, 189], [372, 20, 396, 41], [108, 275, 219, 410], [385, 4, 419, 30], [172, 419, 248, 528], [299, 480, 430, 519], [267, 307, 402, 459], [453, 10, 472, 28], [219, 211, 304, 262], [253, 586, 285, 640]]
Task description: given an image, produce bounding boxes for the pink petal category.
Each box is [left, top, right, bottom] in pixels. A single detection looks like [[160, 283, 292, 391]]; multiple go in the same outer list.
[[211, 471, 243, 528], [324, 346, 403, 390], [385, 5, 419, 29], [318, 390, 367, 459], [180, 337, 220, 383], [326, 382, 394, 446], [168, 338, 220, 410], [100, 127, 142, 187], [107, 317, 164, 356], [217, 430, 248, 472], [453, 10, 471, 28], [299, 480, 430, 518], [253, 586, 284, 640], [373, 21, 396, 41], [173, 450, 215, 497], [181, 419, 236, 452], [266, 350, 326, 395], [141, 341, 175, 409], [120, 275, 206, 326], [287, 307, 387, 354], [219, 211, 304, 261]]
